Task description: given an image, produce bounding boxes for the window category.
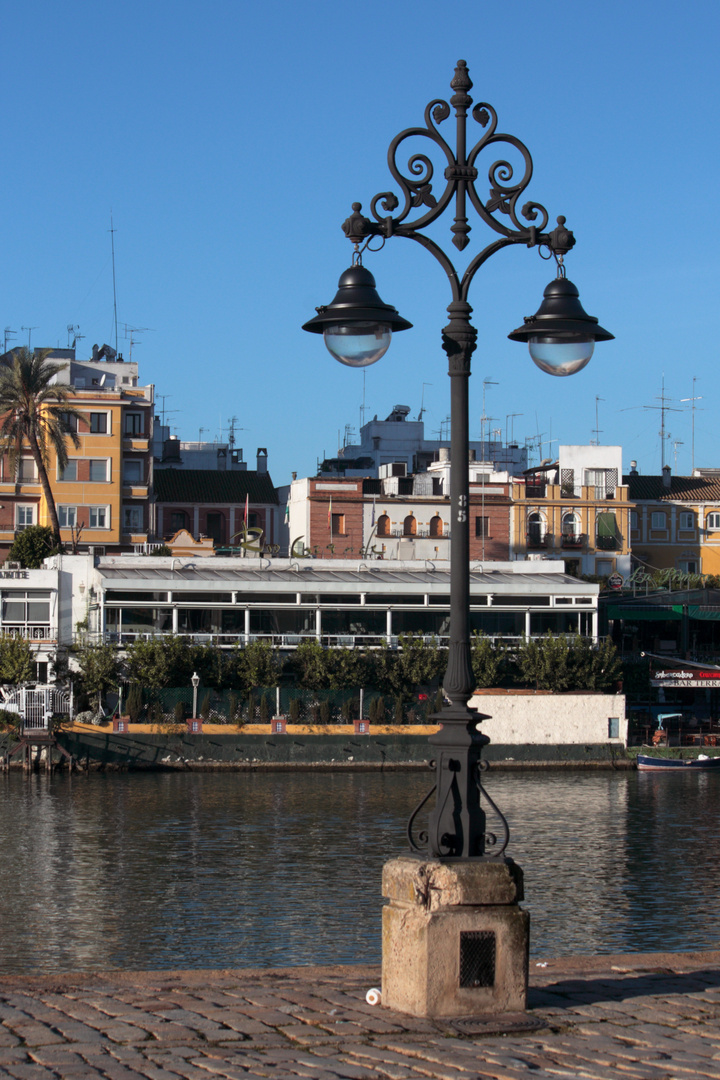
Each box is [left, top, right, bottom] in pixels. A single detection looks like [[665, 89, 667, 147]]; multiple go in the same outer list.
[[123, 506, 143, 531], [60, 413, 78, 433], [629, 511, 638, 530], [90, 412, 108, 434], [585, 468, 618, 499], [706, 512, 720, 530], [59, 506, 77, 528], [596, 512, 619, 549], [561, 511, 581, 536], [123, 459, 143, 483], [59, 461, 77, 482], [124, 412, 143, 435], [527, 511, 545, 547], [679, 511, 695, 530], [18, 458, 37, 482], [678, 559, 699, 574], [403, 514, 417, 537], [475, 516, 489, 538], [376, 513, 390, 537], [331, 513, 345, 536], [88, 459, 108, 482], [170, 511, 187, 532], [89, 506, 108, 529], [16, 506, 34, 530], [429, 515, 444, 538], [651, 512, 667, 529]]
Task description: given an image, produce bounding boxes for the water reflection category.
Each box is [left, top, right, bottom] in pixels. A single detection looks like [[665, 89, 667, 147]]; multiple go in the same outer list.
[[0, 769, 718, 974]]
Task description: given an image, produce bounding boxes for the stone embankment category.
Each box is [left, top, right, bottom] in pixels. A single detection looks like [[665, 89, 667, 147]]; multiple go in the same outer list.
[[0, 950, 717, 1078]]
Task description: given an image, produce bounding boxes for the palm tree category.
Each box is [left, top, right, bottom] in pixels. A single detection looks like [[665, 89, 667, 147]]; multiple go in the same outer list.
[[0, 348, 83, 548]]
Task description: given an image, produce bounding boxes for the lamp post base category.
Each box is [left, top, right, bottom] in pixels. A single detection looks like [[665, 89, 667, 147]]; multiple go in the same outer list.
[[381, 856, 529, 1017]]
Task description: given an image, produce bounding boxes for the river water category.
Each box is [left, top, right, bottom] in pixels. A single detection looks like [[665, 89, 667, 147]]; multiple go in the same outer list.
[[1, 768, 718, 974]]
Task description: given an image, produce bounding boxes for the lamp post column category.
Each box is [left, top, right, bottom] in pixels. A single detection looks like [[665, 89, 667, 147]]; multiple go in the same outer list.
[[425, 300, 490, 860]]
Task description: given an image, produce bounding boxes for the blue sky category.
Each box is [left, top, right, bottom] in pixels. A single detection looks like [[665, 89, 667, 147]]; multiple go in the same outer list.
[[2, 0, 718, 484]]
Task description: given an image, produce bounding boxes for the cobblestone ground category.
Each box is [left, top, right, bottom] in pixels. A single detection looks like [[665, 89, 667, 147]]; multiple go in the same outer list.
[[0, 951, 716, 1078]]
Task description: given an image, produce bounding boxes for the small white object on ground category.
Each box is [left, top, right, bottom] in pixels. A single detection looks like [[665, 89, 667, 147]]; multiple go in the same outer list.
[[365, 988, 381, 1006], [535, 962, 548, 967]]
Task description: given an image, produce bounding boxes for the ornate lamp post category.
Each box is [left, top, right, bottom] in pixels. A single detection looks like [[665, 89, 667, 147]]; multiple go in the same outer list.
[[191, 671, 200, 720], [304, 61, 613, 1016]]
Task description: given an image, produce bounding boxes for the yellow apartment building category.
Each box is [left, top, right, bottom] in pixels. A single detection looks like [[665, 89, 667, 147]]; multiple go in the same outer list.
[[512, 445, 632, 579], [0, 346, 153, 559], [626, 466, 720, 577]]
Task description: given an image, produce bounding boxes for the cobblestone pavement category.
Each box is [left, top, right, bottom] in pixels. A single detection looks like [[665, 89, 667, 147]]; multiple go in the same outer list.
[[0, 951, 717, 1079]]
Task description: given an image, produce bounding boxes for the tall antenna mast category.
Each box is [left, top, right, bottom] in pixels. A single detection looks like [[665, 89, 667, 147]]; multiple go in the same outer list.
[[3, 327, 16, 353], [109, 212, 118, 355], [591, 396, 605, 445], [480, 378, 498, 460], [21, 326, 38, 350], [681, 377, 703, 474], [644, 377, 681, 470]]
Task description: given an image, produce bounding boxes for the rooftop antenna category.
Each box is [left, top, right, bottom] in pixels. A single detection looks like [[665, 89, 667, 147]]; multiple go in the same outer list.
[[158, 394, 173, 428], [3, 327, 16, 353], [480, 378, 498, 460], [360, 369, 367, 429], [417, 382, 433, 422], [673, 438, 684, 471], [591, 396, 605, 445], [681, 377, 703, 473], [644, 376, 681, 469], [109, 212, 118, 355], [199, 427, 206, 442], [21, 326, 38, 350], [505, 412, 523, 447], [122, 323, 154, 361]]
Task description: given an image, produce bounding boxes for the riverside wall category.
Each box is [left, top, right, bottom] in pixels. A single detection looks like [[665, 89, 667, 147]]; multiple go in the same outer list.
[[40, 722, 631, 769]]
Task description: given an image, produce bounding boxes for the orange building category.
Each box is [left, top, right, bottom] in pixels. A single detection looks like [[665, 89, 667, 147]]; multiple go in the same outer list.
[[0, 347, 153, 558]]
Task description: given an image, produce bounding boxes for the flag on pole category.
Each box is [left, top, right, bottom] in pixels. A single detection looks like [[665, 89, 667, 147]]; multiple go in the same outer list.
[[244, 494, 249, 525], [328, 497, 333, 534]]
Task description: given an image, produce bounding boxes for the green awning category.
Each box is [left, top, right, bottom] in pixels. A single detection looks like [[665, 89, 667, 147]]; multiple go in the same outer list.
[[606, 604, 683, 621], [687, 606, 720, 621], [597, 512, 618, 537]]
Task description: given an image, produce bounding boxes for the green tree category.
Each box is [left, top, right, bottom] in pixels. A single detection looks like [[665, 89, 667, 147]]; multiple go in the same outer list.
[[0, 348, 83, 548], [567, 634, 622, 691], [7, 525, 60, 568], [0, 633, 35, 684], [74, 642, 119, 711], [375, 635, 445, 700], [291, 640, 331, 690], [125, 635, 193, 688], [514, 632, 573, 692], [470, 632, 507, 688]]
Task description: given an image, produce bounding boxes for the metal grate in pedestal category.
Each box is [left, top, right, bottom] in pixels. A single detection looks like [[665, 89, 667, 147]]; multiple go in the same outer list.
[[459, 930, 496, 988]]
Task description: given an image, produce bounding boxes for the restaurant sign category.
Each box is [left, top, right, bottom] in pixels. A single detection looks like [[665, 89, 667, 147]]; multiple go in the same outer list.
[[651, 669, 720, 688]]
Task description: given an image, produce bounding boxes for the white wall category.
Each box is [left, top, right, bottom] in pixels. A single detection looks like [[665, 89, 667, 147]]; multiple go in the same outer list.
[[468, 692, 627, 746]]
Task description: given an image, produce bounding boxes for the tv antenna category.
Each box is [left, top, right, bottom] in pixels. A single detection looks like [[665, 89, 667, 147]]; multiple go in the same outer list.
[[3, 328, 16, 353], [680, 377, 703, 473], [109, 212, 119, 354], [417, 382, 433, 422], [122, 324, 154, 361], [480, 378, 498, 459], [66, 324, 85, 350], [673, 439, 684, 471], [591, 396, 605, 445], [226, 416, 247, 448], [643, 377, 682, 469], [21, 326, 38, 350], [505, 412, 523, 447]]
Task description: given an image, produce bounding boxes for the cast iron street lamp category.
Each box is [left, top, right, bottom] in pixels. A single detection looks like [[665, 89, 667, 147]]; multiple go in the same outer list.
[[191, 671, 200, 720], [304, 61, 612, 862]]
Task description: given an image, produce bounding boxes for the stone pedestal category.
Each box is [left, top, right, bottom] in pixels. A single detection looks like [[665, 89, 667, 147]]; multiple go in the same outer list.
[[382, 856, 529, 1017]]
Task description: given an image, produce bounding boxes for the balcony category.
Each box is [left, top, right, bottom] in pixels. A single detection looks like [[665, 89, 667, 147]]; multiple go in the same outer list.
[[596, 534, 621, 551], [525, 481, 547, 497], [561, 532, 585, 549], [526, 532, 552, 550]]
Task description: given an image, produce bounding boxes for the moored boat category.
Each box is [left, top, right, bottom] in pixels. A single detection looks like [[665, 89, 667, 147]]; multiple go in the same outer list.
[[637, 753, 720, 771]]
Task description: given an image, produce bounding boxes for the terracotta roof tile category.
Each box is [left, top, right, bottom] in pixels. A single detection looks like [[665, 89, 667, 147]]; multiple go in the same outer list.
[[624, 475, 720, 502]]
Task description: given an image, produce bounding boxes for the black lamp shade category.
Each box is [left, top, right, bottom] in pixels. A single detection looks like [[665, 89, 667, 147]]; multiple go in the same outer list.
[[507, 277, 613, 344], [302, 265, 413, 334]]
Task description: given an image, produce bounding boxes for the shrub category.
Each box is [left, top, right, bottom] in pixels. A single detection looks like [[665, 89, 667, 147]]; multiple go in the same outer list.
[[227, 692, 239, 723], [289, 698, 301, 722], [394, 697, 404, 724], [200, 692, 211, 720], [319, 700, 330, 725], [259, 695, 270, 723], [174, 701, 185, 725], [341, 697, 353, 722]]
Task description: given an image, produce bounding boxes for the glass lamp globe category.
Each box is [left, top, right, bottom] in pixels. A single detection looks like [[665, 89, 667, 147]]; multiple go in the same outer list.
[[323, 322, 392, 367], [528, 336, 594, 377]]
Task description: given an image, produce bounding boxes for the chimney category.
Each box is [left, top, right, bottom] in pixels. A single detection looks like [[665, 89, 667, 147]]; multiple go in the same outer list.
[[438, 447, 450, 462], [662, 464, 671, 489], [256, 447, 268, 474], [629, 460, 638, 474]]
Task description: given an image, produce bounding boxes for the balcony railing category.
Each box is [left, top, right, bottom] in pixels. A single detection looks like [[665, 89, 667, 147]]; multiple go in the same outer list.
[[526, 532, 552, 549], [561, 532, 585, 549], [1, 625, 53, 640], [596, 534, 621, 551], [96, 629, 596, 650]]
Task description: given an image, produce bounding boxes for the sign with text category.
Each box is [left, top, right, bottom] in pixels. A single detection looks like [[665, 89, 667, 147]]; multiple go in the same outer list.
[[651, 669, 720, 688]]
